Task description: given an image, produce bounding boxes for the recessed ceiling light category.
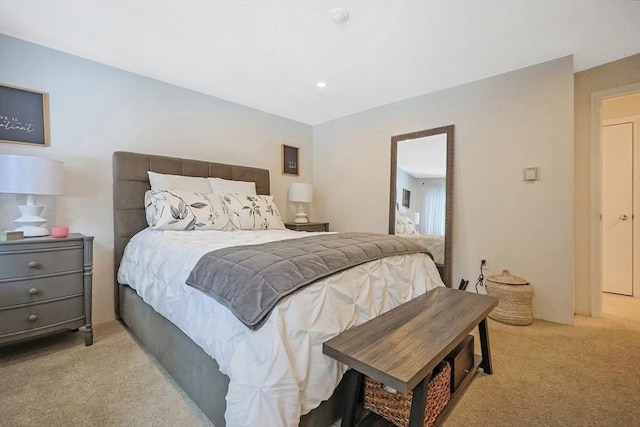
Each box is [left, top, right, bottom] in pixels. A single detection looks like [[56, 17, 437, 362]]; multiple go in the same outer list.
[[316, 82, 327, 88]]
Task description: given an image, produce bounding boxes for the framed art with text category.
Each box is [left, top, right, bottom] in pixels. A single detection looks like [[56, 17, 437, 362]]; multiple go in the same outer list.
[[282, 144, 299, 175], [0, 83, 50, 146], [402, 188, 411, 208]]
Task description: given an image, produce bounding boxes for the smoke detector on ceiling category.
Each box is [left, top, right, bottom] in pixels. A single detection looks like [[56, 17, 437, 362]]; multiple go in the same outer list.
[[331, 8, 349, 24]]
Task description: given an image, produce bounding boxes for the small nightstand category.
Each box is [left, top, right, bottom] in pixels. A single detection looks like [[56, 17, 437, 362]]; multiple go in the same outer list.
[[284, 222, 330, 232], [0, 233, 94, 346]]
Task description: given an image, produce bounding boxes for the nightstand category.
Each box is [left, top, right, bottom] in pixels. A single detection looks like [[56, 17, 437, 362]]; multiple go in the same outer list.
[[284, 222, 330, 232], [0, 233, 94, 346]]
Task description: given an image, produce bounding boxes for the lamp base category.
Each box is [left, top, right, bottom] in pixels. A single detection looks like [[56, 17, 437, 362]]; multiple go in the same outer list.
[[294, 203, 309, 223], [14, 225, 50, 237], [14, 201, 50, 237]]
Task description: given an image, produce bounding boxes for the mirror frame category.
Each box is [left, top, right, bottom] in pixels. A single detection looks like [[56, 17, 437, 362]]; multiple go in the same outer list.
[[389, 125, 454, 287]]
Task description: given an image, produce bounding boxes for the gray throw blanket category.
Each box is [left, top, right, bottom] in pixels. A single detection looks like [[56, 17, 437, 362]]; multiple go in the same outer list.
[[185, 232, 433, 330]]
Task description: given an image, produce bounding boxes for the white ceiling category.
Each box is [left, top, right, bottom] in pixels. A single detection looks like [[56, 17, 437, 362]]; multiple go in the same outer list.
[[1, 1, 638, 125]]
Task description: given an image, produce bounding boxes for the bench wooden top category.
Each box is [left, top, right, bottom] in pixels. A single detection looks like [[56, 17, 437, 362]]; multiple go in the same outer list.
[[323, 287, 498, 394]]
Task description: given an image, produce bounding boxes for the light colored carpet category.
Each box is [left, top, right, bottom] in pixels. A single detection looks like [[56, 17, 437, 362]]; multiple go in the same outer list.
[[1, 300, 639, 427], [441, 311, 640, 427], [0, 322, 212, 427]]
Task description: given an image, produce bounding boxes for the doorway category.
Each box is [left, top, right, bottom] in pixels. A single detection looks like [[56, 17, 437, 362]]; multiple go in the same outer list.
[[600, 93, 640, 312]]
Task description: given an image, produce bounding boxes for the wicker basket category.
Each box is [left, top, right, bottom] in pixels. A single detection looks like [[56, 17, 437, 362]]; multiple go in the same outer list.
[[486, 269, 533, 326], [363, 362, 451, 427]]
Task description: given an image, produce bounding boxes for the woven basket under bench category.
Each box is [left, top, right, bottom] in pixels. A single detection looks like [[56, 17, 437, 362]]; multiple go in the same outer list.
[[363, 361, 451, 427]]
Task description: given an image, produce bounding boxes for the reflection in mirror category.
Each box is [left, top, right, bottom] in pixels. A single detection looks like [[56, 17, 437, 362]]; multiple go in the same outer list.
[[389, 126, 454, 287], [397, 135, 446, 236]]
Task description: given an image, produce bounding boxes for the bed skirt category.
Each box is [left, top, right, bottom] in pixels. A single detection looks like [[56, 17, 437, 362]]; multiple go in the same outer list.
[[118, 284, 348, 426]]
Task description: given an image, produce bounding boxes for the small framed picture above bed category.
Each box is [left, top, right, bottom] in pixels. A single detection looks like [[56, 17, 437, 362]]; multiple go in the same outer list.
[[402, 188, 411, 208], [282, 144, 299, 176]]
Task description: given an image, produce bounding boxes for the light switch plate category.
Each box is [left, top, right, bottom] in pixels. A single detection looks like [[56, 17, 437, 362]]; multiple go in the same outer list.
[[523, 167, 539, 181]]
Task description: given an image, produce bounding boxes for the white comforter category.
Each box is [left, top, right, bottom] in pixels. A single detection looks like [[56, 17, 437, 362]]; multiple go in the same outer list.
[[397, 233, 445, 265], [118, 228, 444, 427]]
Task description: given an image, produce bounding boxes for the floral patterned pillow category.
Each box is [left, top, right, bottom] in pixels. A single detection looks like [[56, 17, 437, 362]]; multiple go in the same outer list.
[[220, 193, 285, 230], [396, 215, 418, 234], [145, 190, 235, 231]]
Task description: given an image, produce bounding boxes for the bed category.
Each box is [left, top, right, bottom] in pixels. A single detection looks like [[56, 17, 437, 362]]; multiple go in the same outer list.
[[395, 214, 445, 265], [113, 151, 444, 426]]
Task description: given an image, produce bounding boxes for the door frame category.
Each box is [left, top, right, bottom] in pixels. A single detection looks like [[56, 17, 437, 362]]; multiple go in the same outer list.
[[590, 84, 640, 317]]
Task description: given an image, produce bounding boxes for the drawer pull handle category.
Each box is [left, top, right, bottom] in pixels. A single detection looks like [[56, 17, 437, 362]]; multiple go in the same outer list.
[[28, 314, 37, 322], [464, 369, 469, 374], [28, 261, 38, 268], [28, 288, 38, 295]]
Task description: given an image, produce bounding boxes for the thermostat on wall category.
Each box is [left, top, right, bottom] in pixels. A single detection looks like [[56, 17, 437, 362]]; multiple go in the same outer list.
[[523, 167, 540, 181]]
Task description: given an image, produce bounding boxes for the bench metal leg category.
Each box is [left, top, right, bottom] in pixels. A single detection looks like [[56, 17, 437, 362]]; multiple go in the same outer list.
[[408, 373, 430, 427], [341, 370, 364, 427], [478, 318, 493, 374]]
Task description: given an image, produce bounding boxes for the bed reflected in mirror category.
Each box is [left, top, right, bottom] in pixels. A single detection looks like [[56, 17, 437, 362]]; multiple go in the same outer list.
[[389, 125, 454, 286]]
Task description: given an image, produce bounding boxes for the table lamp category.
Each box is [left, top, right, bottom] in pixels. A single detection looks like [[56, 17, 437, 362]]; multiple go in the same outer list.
[[288, 182, 313, 224], [0, 154, 64, 237], [409, 211, 420, 225]]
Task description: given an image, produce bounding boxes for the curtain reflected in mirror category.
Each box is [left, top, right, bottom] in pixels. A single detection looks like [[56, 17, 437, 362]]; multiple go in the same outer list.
[[389, 126, 454, 287], [422, 178, 446, 234]]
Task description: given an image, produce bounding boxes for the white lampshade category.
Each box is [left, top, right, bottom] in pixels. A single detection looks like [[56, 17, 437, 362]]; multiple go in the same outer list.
[[288, 182, 313, 203], [409, 211, 420, 225], [288, 182, 313, 224], [0, 154, 64, 237], [0, 154, 64, 195]]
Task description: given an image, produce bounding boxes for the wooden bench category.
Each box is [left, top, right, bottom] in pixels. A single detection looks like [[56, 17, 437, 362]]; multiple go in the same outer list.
[[323, 287, 498, 426]]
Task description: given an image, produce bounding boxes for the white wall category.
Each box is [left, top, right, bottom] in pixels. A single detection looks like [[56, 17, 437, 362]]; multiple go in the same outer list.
[[314, 57, 575, 324], [0, 34, 577, 325], [0, 35, 313, 324]]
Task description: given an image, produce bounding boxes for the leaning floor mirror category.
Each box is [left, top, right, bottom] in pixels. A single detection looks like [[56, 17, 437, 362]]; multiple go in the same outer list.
[[389, 125, 454, 287]]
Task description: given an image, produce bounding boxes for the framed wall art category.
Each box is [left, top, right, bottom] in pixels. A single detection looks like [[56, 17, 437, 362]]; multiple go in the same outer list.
[[282, 144, 299, 176], [0, 83, 50, 147], [402, 188, 411, 208]]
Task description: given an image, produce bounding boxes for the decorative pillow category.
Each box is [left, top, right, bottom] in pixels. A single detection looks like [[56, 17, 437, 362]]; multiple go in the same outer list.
[[145, 190, 235, 231], [396, 215, 418, 234], [148, 171, 211, 193], [220, 193, 285, 230], [208, 177, 257, 195]]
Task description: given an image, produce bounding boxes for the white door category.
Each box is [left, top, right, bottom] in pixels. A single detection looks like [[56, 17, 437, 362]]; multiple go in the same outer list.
[[602, 122, 633, 295]]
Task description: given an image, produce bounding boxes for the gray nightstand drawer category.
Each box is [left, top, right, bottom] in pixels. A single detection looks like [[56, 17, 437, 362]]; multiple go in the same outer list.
[[0, 273, 83, 308], [0, 234, 94, 346], [0, 296, 84, 335], [0, 247, 83, 280]]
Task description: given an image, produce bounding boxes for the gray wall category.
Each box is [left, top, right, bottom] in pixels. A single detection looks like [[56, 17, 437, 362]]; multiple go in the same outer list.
[[0, 35, 313, 324], [314, 57, 575, 324]]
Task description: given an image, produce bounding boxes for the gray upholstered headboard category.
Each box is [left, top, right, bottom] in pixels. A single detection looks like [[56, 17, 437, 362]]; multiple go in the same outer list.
[[112, 151, 270, 317]]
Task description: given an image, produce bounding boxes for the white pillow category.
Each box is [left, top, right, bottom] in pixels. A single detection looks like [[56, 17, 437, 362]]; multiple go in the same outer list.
[[220, 193, 285, 230], [396, 215, 418, 234], [148, 171, 210, 193], [145, 190, 235, 231], [208, 177, 257, 195]]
